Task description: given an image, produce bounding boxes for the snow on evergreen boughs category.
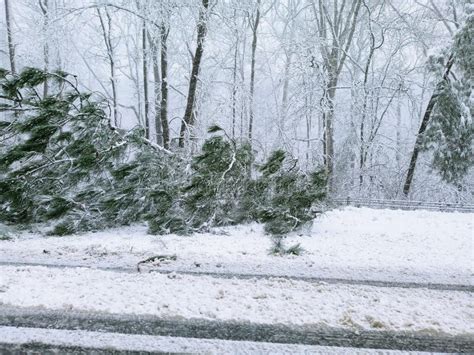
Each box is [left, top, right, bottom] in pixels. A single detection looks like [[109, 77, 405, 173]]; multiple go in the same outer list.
[[423, 11, 474, 184], [256, 150, 327, 255], [148, 125, 254, 234], [147, 127, 328, 241], [1, 68, 328, 242], [0, 68, 175, 234]]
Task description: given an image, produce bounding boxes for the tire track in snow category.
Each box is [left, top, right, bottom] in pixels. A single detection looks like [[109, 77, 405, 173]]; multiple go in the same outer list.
[[0, 260, 472, 292], [0, 306, 472, 353], [0, 342, 172, 354]]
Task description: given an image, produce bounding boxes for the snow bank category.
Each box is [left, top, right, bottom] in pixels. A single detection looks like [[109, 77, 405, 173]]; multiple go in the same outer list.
[[0, 207, 472, 284]]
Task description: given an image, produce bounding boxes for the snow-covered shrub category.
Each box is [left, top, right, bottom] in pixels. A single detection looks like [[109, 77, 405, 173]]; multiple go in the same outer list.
[[256, 150, 327, 255]]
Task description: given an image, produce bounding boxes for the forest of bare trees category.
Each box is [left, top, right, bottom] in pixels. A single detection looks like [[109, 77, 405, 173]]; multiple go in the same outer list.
[[1, 0, 472, 201]]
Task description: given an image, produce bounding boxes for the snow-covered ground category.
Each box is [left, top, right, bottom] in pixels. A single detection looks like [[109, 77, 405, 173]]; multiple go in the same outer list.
[[0, 207, 473, 352], [0, 326, 434, 354], [1, 207, 472, 284], [0, 265, 472, 335]]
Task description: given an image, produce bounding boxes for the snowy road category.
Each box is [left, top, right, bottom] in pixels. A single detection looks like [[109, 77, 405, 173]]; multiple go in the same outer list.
[[0, 208, 472, 352], [0, 270, 472, 353], [0, 326, 446, 355], [1, 265, 472, 334], [1, 305, 473, 353]]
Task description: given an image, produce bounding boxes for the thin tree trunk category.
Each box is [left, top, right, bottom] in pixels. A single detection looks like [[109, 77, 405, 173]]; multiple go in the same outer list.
[[39, 0, 49, 97], [305, 84, 312, 169], [402, 53, 455, 196], [248, 0, 261, 146], [178, 0, 210, 148], [97, 8, 118, 127], [359, 36, 376, 188], [396, 91, 402, 166], [321, 67, 338, 189], [359, 116, 365, 188], [324, 82, 336, 187], [231, 32, 239, 139], [279, 50, 292, 139], [149, 32, 163, 146], [160, 24, 170, 149], [142, 19, 150, 139], [279, 19, 295, 141], [240, 34, 247, 139], [4, 0, 16, 74]]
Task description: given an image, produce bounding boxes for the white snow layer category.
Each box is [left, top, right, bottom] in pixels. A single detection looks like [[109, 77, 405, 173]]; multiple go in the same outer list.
[[0, 326, 434, 354], [0, 265, 472, 335], [1, 207, 472, 284]]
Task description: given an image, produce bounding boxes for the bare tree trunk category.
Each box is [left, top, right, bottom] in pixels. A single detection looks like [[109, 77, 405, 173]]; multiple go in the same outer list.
[[4, 0, 16, 74], [248, 0, 261, 146], [311, 0, 362, 192], [359, 114, 365, 188], [97, 8, 118, 127], [231, 31, 239, 139], [142, 19, 150, 139], [240, 34, 247, 139], [279, 50, 292, 139], [402, 53, 455, 196], [324, 81, 336, 186], [160, 24, 170, 149], [178, 0, 210, 148], [149, 32, 163, 146], [279, 14, 295, 141], [305, 84, 313, 169], [396, 91, 402, 166], [359, 28, 377, 188], [39, 0, 49, 97]]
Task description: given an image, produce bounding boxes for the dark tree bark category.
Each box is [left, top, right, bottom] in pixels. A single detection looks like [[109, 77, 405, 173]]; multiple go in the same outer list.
[[97, 8, 118, 127], [39, 0, 49, 97], [148, 31, 163, 146], [231, 29, 239, 139], [4, 0, 16, 74], [160, 24, 170, 149], [248, 0, 261, 146], [402, 53, 455, 196], [142, 19, 150, 139], [178, 0, 210, 148]]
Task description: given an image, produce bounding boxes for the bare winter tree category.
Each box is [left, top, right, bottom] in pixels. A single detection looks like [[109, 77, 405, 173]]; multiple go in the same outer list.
[[5, 0, 471, 201], [140, 12, 150, 139], [160, 22, 170, 149], [96, 6, 118, 127], [310, 0, 363, 191], [148, 30, 162, 145], [179, 0, 210, 148], [146, 1, 171, 148], [248, 0, 261, 146], [39, 0, 49, 97]]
